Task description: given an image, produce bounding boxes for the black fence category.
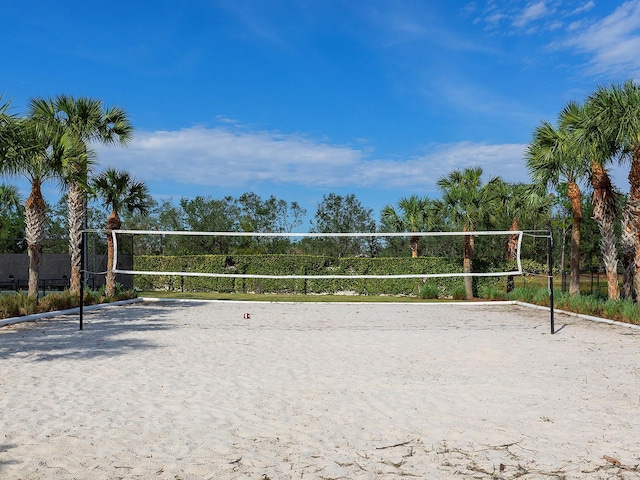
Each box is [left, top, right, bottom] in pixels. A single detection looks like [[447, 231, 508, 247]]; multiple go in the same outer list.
[[560, 268, 621, 296], [0, 253, 133, 294]]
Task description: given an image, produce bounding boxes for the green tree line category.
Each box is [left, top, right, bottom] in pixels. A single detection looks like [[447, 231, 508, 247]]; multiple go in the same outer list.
[[3, 81, 640, 301]]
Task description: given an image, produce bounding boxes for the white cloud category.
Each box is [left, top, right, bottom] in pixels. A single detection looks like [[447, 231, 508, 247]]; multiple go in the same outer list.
[[413, 142, 527, 185], [474, 0, 640, 82], [572, 1, 595, 15], [513, 1, 549, 28], [556, 0, 640, 77], [94, 126, 529, 195], [96, 126, 364, 189]]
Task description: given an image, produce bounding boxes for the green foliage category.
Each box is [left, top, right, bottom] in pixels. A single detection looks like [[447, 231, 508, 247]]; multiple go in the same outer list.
[[477, 284, 507, 301], [0, 292, 38, 317], [0, 183, 25, 253], [506, 286, 541, 303], [309, 193, 377, 257], [532, 287, 551, 306], [418, 283, 440, 299], [514, 259, 550, 275], [36, 290, 76, 311], [505, 286, 640, 326], [451, 286, 468, 300], [0, 288, 138, 319], [91, 168, 151, 221], [134, 254, 472, 297]]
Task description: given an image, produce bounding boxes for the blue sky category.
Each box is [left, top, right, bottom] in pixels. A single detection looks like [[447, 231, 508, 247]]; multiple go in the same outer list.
[[3, 0, 640, 227]]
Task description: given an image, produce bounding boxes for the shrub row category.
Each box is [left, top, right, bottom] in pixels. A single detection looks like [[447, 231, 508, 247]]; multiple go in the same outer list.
[[134, 254, 507, 298], [0, 288, 137, 320]]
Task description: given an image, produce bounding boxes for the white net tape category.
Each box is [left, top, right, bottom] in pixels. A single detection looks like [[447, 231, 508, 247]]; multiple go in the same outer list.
[[111, 229, 523, 279]]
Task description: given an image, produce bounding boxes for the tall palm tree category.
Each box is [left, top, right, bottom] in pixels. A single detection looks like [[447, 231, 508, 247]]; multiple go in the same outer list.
[[0, 118, 82, 297], [562, 100, 621, 299], [436, 167, 501, 299], [92, 168, 149, 296], [381, 195, 431, 257], [585, 81, 640, 299], [29, 95, 133, 294], [527, 119, 589, 295]]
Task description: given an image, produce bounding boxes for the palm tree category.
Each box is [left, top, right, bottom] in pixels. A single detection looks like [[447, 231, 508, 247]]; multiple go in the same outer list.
[[0, 97, 17, 160], [0, 103, 26, 253], [585, 81, 640, 299], [92, 168, 149, 296], [527, 119, 589, 295], [0, 184, 23, 233], [436, 167, 501, 299], [0, 118, 82, 297], [29, 95, 133, 294], [492, 181, 551, 292], [562, 100, 621, 299], [381, 195, 431, 257]]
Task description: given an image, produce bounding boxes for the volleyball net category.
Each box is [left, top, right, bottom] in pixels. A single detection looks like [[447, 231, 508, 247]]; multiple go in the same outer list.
[[111, 230, 524, 279], [100, 228, 556, 300], [79, 228, 556, 333]]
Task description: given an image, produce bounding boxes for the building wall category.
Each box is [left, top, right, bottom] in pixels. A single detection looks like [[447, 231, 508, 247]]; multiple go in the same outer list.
[[0, 254, 133, 290]]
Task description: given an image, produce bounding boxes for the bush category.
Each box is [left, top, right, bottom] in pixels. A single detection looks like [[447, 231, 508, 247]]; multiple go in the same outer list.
[[532, 288, 550, 306], [0, 293, 37, 318], [478, 286, 507, 301], [451, 286, 467, 300], [506, 287, 640, 326], [507, 286, 540, 303], [38, 290, 78, 312], [419, 283, 440, 299], [0, 288, 138, 320]]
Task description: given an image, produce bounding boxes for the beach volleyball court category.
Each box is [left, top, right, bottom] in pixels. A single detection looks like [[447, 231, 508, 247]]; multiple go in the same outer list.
[[1, 300, 639, 479]]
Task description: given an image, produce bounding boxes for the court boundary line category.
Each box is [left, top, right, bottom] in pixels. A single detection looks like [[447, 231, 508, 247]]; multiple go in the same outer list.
[[2, 297, 639, 332]]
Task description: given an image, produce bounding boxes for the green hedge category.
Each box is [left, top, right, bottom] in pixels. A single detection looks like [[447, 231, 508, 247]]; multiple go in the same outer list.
[[134, 254, 504, 298]]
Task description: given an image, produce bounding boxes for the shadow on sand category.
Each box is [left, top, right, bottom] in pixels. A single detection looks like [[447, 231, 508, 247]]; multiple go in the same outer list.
[[0, 300, 207, 361]]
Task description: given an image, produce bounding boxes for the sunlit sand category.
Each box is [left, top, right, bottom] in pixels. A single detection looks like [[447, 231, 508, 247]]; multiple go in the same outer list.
[[1, 301, 639, 479]]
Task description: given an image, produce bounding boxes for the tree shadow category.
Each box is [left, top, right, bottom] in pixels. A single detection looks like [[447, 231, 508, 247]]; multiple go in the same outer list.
[[0, 301, 208, 361]]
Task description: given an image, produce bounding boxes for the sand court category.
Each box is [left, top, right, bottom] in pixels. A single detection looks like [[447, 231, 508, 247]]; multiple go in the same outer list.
[[1, 300, 639, 479]]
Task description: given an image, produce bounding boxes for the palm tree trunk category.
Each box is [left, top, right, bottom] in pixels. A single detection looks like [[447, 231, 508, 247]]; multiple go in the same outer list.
[[567, 181, 582, 295], [463, 227, 474, 299], [105, 211, 122, 297], [410, 235, 419, 258], [506, 217, 519, 293], [621, 204, 635, 299], [68, 182, 86, 294], [25, 182, 47, 299], [628, 149, 640, 300], [560, 222, 567, 272], [591, 162, 619, 299]]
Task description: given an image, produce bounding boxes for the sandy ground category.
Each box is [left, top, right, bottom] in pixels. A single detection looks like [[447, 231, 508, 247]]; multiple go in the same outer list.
[[1, 300, 639, 479]]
